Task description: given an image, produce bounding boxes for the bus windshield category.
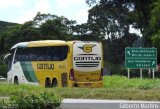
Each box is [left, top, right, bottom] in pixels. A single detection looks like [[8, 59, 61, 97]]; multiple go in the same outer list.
[[14, 46, 68, 62]]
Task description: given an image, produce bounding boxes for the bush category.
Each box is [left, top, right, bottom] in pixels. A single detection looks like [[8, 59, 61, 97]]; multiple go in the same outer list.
[[0, 89, 62, 109], [105, 62, 121, 75], [119, 68, 127, 76], [0, 64, 7, 78]]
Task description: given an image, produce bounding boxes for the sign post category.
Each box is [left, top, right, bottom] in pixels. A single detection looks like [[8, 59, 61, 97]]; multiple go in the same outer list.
[[152, 69, 155, 79], [140, 69, 142, 79], [128, 69, 130, 79], [125, 48, 157, 78]]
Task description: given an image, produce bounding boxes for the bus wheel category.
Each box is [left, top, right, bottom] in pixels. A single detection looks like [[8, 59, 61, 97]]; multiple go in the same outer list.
[[52, 78, 58, 87], [14, 76, 19, 85], [45, 78, 51, 88]]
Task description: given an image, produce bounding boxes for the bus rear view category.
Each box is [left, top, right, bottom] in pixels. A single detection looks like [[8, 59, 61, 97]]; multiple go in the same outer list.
[[71, 41, 103, 87]]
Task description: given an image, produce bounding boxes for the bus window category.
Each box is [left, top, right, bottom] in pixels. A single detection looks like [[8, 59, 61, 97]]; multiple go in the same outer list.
[[34, 46, 69, 61], [14, 48, 29, 63], [14, 46, 68, 62], [46, 46, 68, 61]]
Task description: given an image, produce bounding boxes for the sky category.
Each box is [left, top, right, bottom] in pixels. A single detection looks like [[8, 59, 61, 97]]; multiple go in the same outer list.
[[0, 0, 90, 24], [0, 0, 141, 35]]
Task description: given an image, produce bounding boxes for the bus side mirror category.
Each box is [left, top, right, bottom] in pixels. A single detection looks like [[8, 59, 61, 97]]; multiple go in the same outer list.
[[3, 53, 11, 64]]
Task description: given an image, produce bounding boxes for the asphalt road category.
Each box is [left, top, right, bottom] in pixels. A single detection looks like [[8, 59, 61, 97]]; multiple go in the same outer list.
[[61, 99, 160, 109]]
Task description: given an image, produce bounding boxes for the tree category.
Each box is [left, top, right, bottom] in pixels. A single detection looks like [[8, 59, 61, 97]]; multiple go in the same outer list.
[[104, 32, 139, 65], [73, 23, 99, 41], [20, 21, 41, 41], [40, 18, 75, 40], [85, 0, 143, 66], [33, 12, 58, 27], [86, 0, 154, 42], [0, 21, 41, 52], [0, 13, 78, 53], [33, 13, 76, 40], [0, 25, 21, 51], [150, 0, 160, 47], [149, 0, 160, 63], [87, 0, 131, 41]]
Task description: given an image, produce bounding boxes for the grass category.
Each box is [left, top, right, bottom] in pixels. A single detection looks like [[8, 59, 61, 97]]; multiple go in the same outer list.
[[0, 75, 160, 101], [103, 75, 160, 90]]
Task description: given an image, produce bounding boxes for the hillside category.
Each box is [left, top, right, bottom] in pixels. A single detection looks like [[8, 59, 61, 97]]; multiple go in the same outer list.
[[0, 21, 17, 33]]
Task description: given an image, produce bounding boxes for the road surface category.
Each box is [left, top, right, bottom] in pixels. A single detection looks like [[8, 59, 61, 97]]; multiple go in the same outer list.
[[61, 99, 160, 109]]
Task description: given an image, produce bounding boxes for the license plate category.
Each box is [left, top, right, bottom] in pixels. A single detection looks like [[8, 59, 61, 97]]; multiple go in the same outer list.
[[85, 83, 91, 86]]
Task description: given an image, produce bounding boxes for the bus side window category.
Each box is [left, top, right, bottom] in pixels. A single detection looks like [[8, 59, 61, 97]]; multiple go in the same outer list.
[[14, 48, 30, 62], [4, 54, 12, 71], [8, 55, 12, 71], [36, 47, 45, 61], [14, 48, 20, 63], [29, 48, 36, 61]]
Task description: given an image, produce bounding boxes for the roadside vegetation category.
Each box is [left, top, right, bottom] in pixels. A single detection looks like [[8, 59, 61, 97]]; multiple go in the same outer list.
[[0, 85, 62, 109], [0, 75, 160, 103], [103, 75, 160, 90]]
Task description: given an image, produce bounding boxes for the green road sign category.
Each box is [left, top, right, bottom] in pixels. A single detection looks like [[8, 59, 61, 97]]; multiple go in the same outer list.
[[125, 48, 157, 69]]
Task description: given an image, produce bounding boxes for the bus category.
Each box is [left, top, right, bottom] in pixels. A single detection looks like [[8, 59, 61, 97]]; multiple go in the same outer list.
[[4, 40, 103, 88]]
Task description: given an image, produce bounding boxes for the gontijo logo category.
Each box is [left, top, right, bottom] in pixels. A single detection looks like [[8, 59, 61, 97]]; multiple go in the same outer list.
[[79, 44, 96, 53]]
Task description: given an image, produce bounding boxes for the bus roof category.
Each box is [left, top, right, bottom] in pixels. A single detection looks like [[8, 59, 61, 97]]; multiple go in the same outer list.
[[67, 40, 100, 44], [11, 40, 66, 49]]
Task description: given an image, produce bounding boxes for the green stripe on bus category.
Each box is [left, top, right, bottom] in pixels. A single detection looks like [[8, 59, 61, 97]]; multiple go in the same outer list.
[[20, 62, 38, 82]]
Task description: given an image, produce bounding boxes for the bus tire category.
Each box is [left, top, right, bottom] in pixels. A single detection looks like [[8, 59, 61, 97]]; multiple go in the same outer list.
[[14, 76, 19, 85], [45, 78, 51, 88], [52, 78, 58, 87]]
